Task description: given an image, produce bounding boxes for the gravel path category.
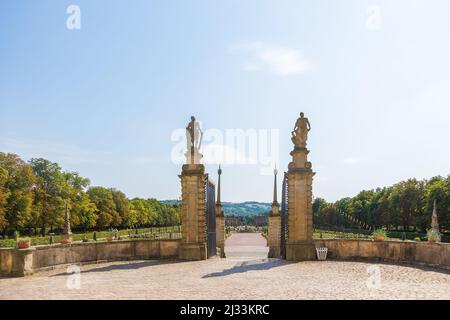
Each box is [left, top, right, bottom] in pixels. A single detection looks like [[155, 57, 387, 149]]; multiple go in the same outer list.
[[1, 233, 449, 300]]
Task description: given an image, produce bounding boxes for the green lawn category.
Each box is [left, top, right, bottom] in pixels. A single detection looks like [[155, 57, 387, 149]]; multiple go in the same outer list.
[[0, 226, 181, 248]]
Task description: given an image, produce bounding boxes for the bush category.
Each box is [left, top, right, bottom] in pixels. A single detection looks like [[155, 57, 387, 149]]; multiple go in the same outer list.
[[372, 229, 387, 241], [0, 239, 16, 248], [427, 229, 441, 242]]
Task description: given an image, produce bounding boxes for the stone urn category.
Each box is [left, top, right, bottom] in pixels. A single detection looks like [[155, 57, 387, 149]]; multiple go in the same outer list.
[[17, 238, 31, 249]]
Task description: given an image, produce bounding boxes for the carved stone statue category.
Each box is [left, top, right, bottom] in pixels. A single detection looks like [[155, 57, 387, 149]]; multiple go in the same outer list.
[[185, 116, 203, 164], [291, 112, 311, 148]]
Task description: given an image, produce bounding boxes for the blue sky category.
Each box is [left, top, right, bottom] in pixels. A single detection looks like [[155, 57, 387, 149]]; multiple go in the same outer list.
[[1, 0, 449, 202]]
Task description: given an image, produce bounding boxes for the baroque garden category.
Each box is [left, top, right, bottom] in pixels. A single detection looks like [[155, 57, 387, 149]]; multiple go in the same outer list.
[[0, 114, 449, 300]]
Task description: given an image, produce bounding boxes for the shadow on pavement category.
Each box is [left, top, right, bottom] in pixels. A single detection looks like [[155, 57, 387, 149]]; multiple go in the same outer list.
[[202, 258, 289, 278], [50, 259, 185, 276]]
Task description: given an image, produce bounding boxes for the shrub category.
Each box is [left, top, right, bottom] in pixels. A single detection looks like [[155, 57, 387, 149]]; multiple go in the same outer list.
[[0, 239, 16, 248], [372, 229, 387, 241], [427, 229, 441, 243], [82, 234, 89, 243]]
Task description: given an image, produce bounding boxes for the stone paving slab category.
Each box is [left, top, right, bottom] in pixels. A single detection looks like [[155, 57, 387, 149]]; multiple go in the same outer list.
[[1, 233, 449, 300], [225, 233, 267, 247], [1, 257, 450, 300]]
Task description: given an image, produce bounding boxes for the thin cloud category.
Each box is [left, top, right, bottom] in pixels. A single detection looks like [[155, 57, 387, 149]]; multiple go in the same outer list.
[[342, 157, 360, 165], [230, 41, 312, 76], [0, 137, 108, 165]]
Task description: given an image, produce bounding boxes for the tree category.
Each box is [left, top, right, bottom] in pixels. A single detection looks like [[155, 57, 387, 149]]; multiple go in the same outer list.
[[64, 172, 97, 231], [29, 158, 67, 235], [73, 193, 98, 230], [87, 187, 117, 228], [0, 165, 10, 232], [424, 176, 450, 232], [0, 153, 35, 235], [110, 189, 128, 227], [371, 187, 391, 229]]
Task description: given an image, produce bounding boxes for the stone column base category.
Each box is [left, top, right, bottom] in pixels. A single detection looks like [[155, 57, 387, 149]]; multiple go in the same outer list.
[[286, 241, 316, 261], [217, 246, 226, 258], [268, 215, 281, 258], [268, 247, 281, 259], [178, 243, 207, 261]]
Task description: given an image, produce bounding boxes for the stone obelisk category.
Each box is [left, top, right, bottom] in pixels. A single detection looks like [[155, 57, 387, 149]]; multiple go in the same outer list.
[[179, 116, 207, 260], [215, 165, 226, 258], [431, 200, 441, 242], [286, 112, 316, 260], [61, 202, 72, 244], [268, 168, 281, 258]]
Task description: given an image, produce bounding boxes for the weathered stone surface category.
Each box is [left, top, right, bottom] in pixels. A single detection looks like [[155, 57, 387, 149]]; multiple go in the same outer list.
[[215, 211, 225, 258], [313, 239, 450, 270], [160, 240, 180, 258], [179, 243, 206, 260], [268, 215, 281, 258], [0, 248, 35, 277], [286, 241, 316, 260], [179, 164, 208, 260], [286, 114, 315, 261], [0, 240, 181, 277]]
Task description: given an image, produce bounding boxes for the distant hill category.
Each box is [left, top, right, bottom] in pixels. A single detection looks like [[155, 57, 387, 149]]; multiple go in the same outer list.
[[160, 200, 271, 217], [222, 202, 271, 216]]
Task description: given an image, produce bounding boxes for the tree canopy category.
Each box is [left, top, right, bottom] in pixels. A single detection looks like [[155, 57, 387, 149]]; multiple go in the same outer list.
[[0, 152, 180, 236], [313, 176, 450, 233]]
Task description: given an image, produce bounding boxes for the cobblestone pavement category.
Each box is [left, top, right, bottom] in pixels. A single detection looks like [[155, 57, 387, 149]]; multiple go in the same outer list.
[[1, 233, 450, 300]]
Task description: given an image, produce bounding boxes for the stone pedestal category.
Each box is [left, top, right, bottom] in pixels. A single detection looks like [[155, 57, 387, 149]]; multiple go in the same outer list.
[[216, 204, 226, 258], [61, 233, 72, 244], [286, 147, 316, 261], [268, 209, 281, 258], [62, 204, 72, 244], [179, 164, 207, 261]]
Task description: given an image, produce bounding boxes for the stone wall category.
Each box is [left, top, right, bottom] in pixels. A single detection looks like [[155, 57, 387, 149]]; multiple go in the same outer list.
[[314, 239, 450, 270], [0, 239, 180, 277]]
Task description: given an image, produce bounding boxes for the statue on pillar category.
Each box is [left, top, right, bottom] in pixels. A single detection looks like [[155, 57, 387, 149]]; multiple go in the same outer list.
[[291, 112, 311, 148], [186, 116, 203, 164]]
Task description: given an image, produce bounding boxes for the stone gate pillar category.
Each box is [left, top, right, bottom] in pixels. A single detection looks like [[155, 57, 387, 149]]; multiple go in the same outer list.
[[268, 168, 281, 258], [215, 166, 226, 258], [179, 164, 207, 260], [286, 113, 316, 261], [178, 116, 208, 260]]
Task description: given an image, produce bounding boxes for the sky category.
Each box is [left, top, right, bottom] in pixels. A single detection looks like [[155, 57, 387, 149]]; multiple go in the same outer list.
[[1, 0, 449, 202]]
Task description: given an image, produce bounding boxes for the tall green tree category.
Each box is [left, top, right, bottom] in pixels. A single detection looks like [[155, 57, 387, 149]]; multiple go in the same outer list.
[[110, 189, 128, 226], [29, 158, 67, 235], [87, 187, 117, 228], [64, 172, 97, 231], [0, 153, 35, 234], [0, 165, 10, 232]]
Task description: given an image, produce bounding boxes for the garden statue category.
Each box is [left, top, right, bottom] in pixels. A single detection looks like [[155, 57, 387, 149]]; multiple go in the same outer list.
[[291, 112, 311, 148], [185, 116, 203, 164]]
